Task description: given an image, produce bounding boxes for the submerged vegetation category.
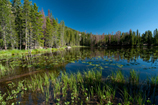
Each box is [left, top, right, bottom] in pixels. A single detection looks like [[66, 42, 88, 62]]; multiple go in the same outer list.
[[1, 70, 158, 104], [0, 0, 158, 104], [0, 46, 157, 104], [0, 47, 157, 80]]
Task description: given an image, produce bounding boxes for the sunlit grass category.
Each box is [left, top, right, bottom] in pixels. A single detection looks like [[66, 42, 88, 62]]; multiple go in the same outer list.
[[1, 69, 158, 104], [0, 47, 65, 56]]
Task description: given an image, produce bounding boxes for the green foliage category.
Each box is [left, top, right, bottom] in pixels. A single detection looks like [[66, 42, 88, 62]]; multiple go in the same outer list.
[[31, 3, 44, 48], [0, 0, 157, 50], [1, 69, 158, 104], [23, 0, 31, 50], [45, 17, 53, 47]]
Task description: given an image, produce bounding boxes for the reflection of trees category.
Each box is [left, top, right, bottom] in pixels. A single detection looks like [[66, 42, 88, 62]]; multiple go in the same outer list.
[[0, 46, 158, 104], [89, 46, 158, 63], [0, 46, 158, 82]]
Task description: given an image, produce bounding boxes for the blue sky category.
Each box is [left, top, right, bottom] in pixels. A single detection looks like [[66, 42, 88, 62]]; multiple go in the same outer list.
[[28, 0, 158, 35]]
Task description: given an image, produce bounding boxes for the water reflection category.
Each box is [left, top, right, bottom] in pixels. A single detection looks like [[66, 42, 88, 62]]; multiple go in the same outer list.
[[0, 46, 158, 82], [0, 46, 158, 104]]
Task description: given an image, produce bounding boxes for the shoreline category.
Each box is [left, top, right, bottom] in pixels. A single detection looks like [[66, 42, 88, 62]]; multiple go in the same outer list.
[[0, 46, 86, 56]]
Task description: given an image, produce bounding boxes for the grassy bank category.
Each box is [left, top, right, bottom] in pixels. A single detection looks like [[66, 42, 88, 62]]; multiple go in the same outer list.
[[0, 46, 87, 56], [0, 47, 64, 56], [71, 46, 88, 48], [1, 69, 158, 105]]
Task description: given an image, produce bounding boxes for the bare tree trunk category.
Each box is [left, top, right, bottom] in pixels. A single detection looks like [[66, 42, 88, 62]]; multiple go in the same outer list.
[[34, 41, 36, 49], [20, 31, 21, 50], [25, 18, 27, 50], [11, 33, 14, 49], [30, 28, 32, 49], [9, 17, 14, 49], [4, 32, 7, 50], [3, 26, 7, 50], [62, 26, 64, 46]]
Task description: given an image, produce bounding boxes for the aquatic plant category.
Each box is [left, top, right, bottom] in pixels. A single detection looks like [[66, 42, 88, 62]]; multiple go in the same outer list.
[[111, 70, 125, 83], [129, 69, 140, 85], [1, 69, 158, 104]]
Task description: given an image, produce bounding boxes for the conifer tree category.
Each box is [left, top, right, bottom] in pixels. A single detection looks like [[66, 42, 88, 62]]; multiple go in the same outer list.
[[31, 3, 44, 48], [129, 29, 134, 46], [52, 18, 59, 47], [154, 31, 158, 45], [41, 8, 46, 36], [23, 0, 31, 50], [45, 17, 53, 47], [64, 28, 70, 46], [154, 29, 158, 45], [132, 31, 136, 45], [136, 29, 139, 45], [75, 31, 80, 46], [147, 30, 152, 45], [70, 30, 75, 46], [0, 0, 12, 50], [58, 20, 65, 47], [8, 1, 18, 49], [12, 0, 23, 49]]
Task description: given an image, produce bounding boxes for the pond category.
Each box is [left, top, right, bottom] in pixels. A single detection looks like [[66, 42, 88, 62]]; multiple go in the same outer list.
[[0, 46, 158, 104]]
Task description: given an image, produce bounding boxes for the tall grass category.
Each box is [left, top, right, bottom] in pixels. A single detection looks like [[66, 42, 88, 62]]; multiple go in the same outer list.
[[0, 64, 15, 79], [1, 69, 158, 104], [0, 47, 66, 56], [129, 69, 140, 85], [111, 70, 125, 83]]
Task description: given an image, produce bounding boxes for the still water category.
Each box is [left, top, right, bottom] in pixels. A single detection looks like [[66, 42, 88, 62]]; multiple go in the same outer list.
[[0, 46, 158, 82], [0, 46, 158, 104]]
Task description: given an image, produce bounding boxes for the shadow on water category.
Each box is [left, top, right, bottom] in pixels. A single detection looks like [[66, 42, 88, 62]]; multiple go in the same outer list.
[[0, 46, 158, 104], [1, 70, 158, 104]]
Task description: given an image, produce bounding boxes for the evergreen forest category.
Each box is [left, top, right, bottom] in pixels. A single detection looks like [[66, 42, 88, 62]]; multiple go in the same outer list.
[[0, 0, 158, 50]]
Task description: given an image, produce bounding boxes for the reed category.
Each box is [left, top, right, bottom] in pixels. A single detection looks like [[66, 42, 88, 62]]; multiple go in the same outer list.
[[129, 69, 139, 85], [1, 69, 158, 104]]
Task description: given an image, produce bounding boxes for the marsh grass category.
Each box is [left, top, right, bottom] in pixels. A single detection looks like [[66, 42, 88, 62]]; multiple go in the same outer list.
[[111, 70, 125, 83], [129, 69, 140, 85], [0, 47, 66, 56], [0, 63, 16, 79], [1, 69, 158, 104]]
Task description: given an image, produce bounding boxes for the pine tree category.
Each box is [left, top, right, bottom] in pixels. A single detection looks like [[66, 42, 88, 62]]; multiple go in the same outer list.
[[64, 28, 70, 46], [132, 31, 136, 45], [41, 8, 46, 36], [129, 29, 134, 46], [0, 0, 12, 50], [30, 3, 44, 49], [121, 32, 125, 45], [70, 30, 75, 46], [154, 29, 158, 45], [12, 0, 23, 49], [136, 29, 139, 45], [52, 18, 59, 47], [75, 31, 80, 46], [147, 30, 152, 45], [45, 17, 53, 47], [8, 1, 18, 49], [23, 0, 31, 50], [58, 20, 65, 47]]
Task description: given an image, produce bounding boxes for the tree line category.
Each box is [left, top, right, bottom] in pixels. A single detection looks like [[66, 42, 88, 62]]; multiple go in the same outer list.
[[0, 0, 158, 50], [89, 29, 158, 47], [0, 0, 80, 50]]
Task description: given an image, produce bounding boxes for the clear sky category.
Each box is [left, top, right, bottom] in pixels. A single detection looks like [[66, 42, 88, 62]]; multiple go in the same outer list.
[[28, 0, 158, 35]]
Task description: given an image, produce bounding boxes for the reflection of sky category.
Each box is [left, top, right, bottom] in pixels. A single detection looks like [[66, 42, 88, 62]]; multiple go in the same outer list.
[[65, 55, 158, 81]]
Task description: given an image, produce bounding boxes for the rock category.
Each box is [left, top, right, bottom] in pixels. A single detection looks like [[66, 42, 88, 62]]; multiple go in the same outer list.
[[67, 46, 71, 49], [39, 46, 43, 49]]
